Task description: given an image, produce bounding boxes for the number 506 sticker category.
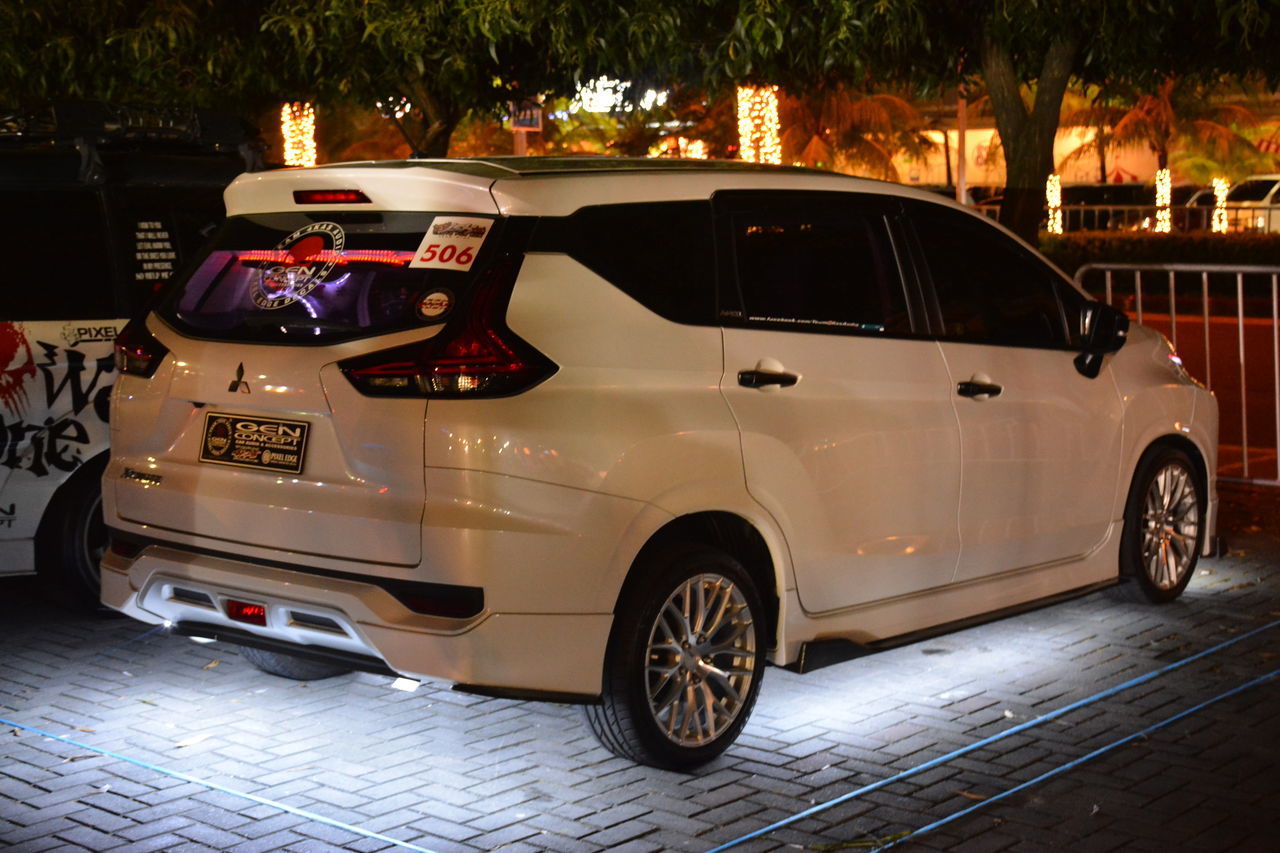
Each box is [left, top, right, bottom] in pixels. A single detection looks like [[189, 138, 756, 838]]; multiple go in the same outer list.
[[409, 216, 493, 272]]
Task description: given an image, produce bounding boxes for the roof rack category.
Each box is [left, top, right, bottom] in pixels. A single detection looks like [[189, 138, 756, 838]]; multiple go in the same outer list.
[[0, 102, 265, 177]]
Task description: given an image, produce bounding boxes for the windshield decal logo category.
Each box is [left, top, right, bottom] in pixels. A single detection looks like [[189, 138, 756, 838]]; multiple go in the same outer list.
[[416, 289, 453, 321], [252, 221, 345, 310]]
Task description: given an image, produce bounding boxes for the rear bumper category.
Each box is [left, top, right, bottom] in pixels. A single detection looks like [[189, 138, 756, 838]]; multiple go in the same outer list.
[[101, 543, 611, 697]]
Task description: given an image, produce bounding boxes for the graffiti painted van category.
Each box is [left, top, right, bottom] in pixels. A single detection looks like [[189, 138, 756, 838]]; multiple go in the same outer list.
[[0, 103, 259, 607]]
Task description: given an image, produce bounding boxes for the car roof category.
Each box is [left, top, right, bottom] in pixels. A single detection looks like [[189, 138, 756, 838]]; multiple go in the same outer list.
[[225, 156, 965, 218]]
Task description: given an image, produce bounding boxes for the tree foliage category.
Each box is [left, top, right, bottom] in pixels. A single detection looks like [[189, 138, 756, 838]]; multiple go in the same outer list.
[[0, 1, 272, 110], [4, 0, 1279, 236], [677, 0, 1280, 240], [779, 87, 933, 178]]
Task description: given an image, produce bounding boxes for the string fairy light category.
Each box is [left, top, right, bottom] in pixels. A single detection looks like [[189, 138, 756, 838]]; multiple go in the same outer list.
[[1154, 167, 1172, 233], [681, 138, 709, 159], [1045, 173, 1063, 235], [1212, 177, 1230, 234], [281, 102, 317, 167], [736, 86, 782, 165]]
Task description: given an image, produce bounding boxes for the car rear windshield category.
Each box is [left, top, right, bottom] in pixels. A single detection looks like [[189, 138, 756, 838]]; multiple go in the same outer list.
[[158, 211, 500, 343]]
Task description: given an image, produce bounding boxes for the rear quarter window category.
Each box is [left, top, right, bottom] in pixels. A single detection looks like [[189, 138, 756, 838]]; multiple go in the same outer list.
[[528, 201, 716, 325]]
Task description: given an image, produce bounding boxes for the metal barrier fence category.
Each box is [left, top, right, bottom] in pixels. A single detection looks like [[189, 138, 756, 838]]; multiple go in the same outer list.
[[975, 204, 1280, 233], [1074, 263, 1280, 486]]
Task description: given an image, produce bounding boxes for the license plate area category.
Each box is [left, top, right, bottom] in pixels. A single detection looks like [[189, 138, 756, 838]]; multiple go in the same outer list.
[[198, 412, 309, 474]]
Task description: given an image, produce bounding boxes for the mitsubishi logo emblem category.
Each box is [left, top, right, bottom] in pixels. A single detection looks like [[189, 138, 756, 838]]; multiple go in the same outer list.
[[228, 362, 251, 394]]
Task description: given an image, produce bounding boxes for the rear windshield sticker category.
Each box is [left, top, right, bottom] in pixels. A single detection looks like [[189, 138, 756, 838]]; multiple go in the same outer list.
[[409, 216, 492, 272], [416, 289, 454, 321], [252, 221, 345, 310]]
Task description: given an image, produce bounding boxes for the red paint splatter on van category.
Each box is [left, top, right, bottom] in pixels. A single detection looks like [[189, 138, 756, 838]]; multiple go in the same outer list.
[[0, 322, 36, 416]]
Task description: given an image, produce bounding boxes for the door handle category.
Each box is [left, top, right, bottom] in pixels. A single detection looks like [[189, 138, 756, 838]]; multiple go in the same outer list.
[[956, 380, 1003, 399], [738, 369, 799, 389]]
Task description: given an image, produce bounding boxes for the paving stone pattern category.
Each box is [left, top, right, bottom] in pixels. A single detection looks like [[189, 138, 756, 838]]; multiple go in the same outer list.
[[2, 484, 1277, 852]]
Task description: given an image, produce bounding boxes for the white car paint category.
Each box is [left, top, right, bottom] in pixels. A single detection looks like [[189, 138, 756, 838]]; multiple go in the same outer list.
[[100, 157, 1218, 746]]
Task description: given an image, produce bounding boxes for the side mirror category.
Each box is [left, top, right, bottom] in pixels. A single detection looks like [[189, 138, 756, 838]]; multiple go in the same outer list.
[[1073, 303, 1129, 378]]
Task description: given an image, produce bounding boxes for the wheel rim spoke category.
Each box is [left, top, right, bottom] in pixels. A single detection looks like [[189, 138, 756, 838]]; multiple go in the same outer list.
[[1139, 462, 1199, 590], [645, 571, 757, 748]]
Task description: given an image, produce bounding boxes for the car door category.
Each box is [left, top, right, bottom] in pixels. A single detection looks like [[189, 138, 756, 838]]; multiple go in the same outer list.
[[903, 201, 1124, 583], [715, 191, 962, 614]]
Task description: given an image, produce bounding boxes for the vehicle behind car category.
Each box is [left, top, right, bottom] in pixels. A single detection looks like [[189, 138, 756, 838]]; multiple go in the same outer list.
[[101, 157, 1217, 768], [0, 102, 258, 608], [1225, 174, 1280, 231]]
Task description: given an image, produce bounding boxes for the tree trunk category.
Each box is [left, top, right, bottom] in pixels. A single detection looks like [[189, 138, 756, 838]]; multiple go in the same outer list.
[[980, 32, 1079, 243], [401, 81, 462, 158], [1097, 127, 1108, 183], [942, 127, 953, 187]]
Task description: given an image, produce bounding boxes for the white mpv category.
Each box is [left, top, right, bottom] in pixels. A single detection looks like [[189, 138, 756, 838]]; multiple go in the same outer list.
[[103, 158, 1218, 769]]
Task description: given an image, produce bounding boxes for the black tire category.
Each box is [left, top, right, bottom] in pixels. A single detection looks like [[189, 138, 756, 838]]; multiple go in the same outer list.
[[1116, 445, 1204, 603], [238, 645, 353, 681], [584, 543, 766, 770], [36, 455, 109, 612]]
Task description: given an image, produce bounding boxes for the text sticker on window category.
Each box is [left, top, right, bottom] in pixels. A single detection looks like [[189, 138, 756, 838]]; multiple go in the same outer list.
[[409, 216, 493, 271]]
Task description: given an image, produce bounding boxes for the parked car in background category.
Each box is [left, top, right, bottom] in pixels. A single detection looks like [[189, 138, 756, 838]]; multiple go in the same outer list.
[[102, 157, 1216, 769], [1179, 185, 1219, 231], [0, 102, 258, 608], [1225, 174, 1280, 231]]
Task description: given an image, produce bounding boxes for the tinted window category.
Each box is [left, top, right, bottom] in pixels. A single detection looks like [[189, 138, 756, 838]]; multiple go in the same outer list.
[[911, 204, 1068, 348], [728, 205, 910, 334], [0, 189, 117, 321], [529, 202, 716, 324], [110, 186, 226, 316], [1227, 179, 1279, 202], [160, 212, 498, 344]]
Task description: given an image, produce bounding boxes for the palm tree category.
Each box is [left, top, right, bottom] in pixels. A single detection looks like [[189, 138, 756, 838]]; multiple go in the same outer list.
[[1108, 76, 1261, 173], [1058, 85, 1129, 183], [778, 85, 934, 179]]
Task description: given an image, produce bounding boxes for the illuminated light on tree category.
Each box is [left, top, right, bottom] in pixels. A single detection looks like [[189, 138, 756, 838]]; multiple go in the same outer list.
[[281, 102, 317, 167], [1045, 173, 1063, 235], [736, 86, 782, 164], [1212, 177, 1230, 233], [571, 77, 667, 113], [1154, 167, 1172, 233], [376, 96, 412, 120], [647, 137, 710, 160], [681, 138, 708, 159]]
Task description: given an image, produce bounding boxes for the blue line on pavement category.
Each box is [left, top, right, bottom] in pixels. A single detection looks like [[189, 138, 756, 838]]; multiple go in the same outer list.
[[705, 617, 1280, 852], [866, 668, 1280, 851], [97, 623, 169, 657], [0, 717, 439, 853]]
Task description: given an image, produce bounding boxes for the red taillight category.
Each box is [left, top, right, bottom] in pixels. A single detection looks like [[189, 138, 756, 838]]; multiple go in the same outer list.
[[338, 257, 556, 398], [225, 600, 268, 626], [293, 189, 371, 204], [114, 317, 170, 378]]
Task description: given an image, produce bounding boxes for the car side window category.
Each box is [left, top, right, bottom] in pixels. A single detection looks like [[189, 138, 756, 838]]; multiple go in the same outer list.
[[728, 205, 911, 335], [912, 204, 1069, 348]]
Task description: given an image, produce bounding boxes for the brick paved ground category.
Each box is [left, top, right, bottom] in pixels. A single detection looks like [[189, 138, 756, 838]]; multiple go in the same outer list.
[[2, 484, 1277, 852]]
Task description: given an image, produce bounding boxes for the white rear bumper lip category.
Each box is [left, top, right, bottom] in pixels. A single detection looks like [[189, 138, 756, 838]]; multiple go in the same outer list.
[[100, 545, 610, 697]]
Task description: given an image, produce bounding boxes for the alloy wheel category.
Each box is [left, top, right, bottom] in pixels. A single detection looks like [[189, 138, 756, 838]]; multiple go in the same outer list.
[[1141, 463, 1200, 590], [644, 572, 757, 746]]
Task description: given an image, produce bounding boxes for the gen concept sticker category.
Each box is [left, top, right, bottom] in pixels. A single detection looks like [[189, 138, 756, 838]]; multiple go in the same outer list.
[[199, 413, 310, 475], [252, 221, 345, 310], [409, 216, 492, 272]]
